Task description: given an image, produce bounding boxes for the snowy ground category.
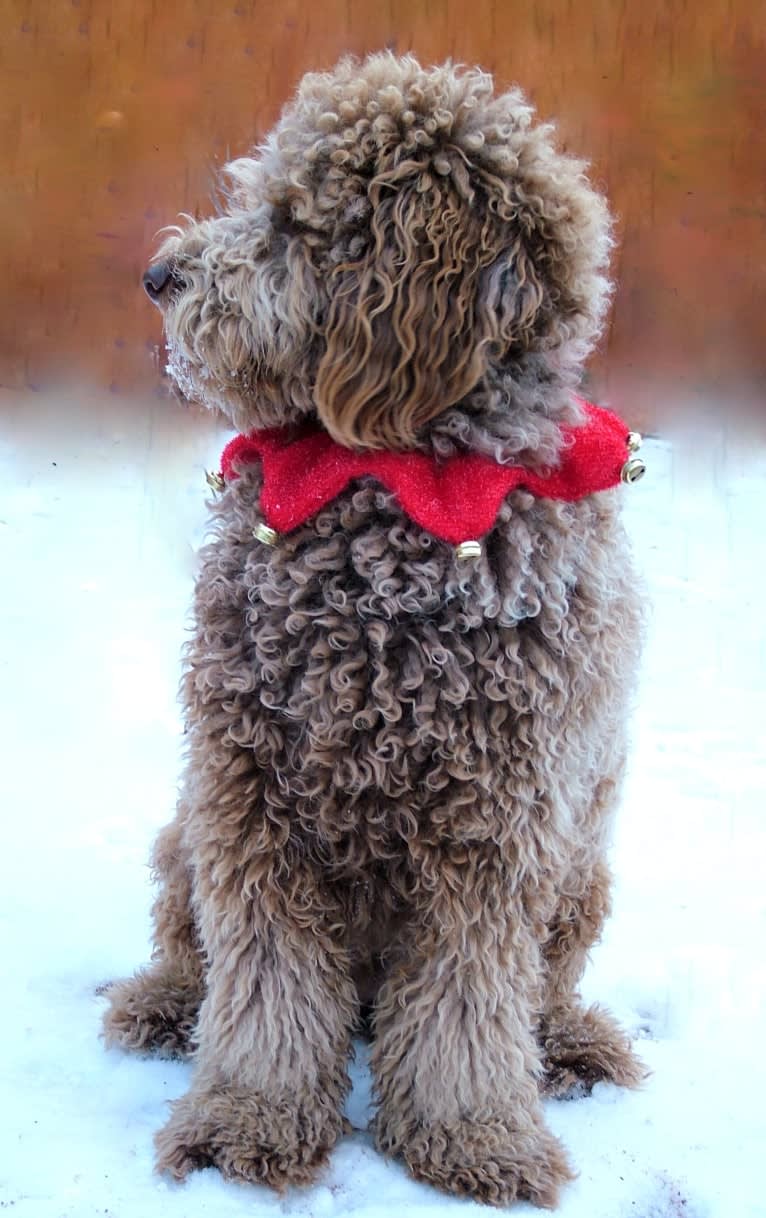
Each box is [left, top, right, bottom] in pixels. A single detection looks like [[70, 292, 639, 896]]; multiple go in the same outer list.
[[1, 388, 764, 1218]]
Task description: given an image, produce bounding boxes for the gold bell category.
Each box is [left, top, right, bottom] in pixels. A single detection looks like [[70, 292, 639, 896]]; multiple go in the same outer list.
[[621, 457, 646, 484], [454, 539, 482, 561], [205, 469, 225, 493], [253, 521, 279, 546], [627, 431, 643, 453]]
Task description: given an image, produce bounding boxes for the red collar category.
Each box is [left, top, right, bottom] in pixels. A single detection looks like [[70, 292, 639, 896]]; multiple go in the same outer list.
[[218, 398, 639, 546]]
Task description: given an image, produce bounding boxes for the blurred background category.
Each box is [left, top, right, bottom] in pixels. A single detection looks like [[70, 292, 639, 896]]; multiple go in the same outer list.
[[2, 0, 764, 431]]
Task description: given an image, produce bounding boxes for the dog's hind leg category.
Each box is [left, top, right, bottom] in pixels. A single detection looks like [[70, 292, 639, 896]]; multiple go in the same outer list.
[[540, 856, 646, 1097], [101, 805, 204, 1058]]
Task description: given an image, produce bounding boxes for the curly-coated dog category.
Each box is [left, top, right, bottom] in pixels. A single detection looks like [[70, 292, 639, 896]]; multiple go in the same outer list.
[[103, 53, 646, 1208]]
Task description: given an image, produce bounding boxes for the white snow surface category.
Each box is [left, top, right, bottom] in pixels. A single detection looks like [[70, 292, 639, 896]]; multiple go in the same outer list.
[[1, 389, 764, 1218]]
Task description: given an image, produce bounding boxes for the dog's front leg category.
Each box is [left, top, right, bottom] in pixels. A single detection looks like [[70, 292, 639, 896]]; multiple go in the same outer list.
[[154, 792, 356, 1191], [371, 840, 573, 1209]]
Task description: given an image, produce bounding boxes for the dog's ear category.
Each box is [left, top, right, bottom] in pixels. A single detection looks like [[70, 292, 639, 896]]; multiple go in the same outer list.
[[314, 162, 542, 450], [478, 237, 546, 356]]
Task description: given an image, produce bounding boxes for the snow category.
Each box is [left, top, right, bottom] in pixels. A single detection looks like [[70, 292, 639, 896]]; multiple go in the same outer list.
[[1, 388, 764, 1218]]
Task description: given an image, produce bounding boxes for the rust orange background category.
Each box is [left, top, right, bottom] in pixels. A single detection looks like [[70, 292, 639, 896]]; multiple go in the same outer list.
[[2, 0, 764, 427]]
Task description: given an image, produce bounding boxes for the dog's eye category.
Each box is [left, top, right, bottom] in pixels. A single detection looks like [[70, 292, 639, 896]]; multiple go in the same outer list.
[[271, 205, 305, 236], [340, 197, 372, 227]]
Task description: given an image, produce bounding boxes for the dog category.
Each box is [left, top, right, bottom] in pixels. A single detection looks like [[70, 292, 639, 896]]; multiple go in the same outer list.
[[103, 53, 646, 1208]]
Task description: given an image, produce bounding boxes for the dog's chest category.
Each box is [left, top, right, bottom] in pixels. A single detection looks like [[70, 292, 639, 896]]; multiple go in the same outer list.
[[197, 483, 623, 842]]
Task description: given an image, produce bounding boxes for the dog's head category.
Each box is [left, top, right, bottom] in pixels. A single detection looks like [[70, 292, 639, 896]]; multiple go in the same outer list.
[[146, 54, 612, 446]]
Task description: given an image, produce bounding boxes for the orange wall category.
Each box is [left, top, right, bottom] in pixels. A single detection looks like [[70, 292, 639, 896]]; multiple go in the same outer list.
[[3, 0, 764, 425]]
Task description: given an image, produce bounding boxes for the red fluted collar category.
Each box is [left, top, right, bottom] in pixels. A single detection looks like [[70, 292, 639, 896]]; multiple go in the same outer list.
[[217, 397, 643, 546]]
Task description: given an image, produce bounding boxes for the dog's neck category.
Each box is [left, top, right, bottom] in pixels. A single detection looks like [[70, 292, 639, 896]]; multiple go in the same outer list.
[[425, 358, 585, 472], [217, 357, 594, 472]]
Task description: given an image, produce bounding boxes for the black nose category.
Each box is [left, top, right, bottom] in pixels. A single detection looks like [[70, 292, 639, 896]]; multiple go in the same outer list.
[[142, 261, 173, 301]]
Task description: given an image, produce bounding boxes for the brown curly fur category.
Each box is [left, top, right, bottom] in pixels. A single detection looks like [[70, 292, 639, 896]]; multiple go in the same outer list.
[[102, 54, 645, 1208]]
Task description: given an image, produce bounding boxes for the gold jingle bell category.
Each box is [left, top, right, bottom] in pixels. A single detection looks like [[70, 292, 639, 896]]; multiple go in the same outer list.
[[621, 456, 646, 484], [205, 469, 225, 493], [455, 539, 482, 561], [253, 521, 279, 546]]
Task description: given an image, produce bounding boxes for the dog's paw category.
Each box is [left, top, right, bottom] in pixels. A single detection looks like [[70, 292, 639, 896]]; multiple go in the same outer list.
[[377, 1111, 573, 1208], [541, 1002, 648, 1098], [154, 1085, 344, 1190], [101, 966, 202, 1059]]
